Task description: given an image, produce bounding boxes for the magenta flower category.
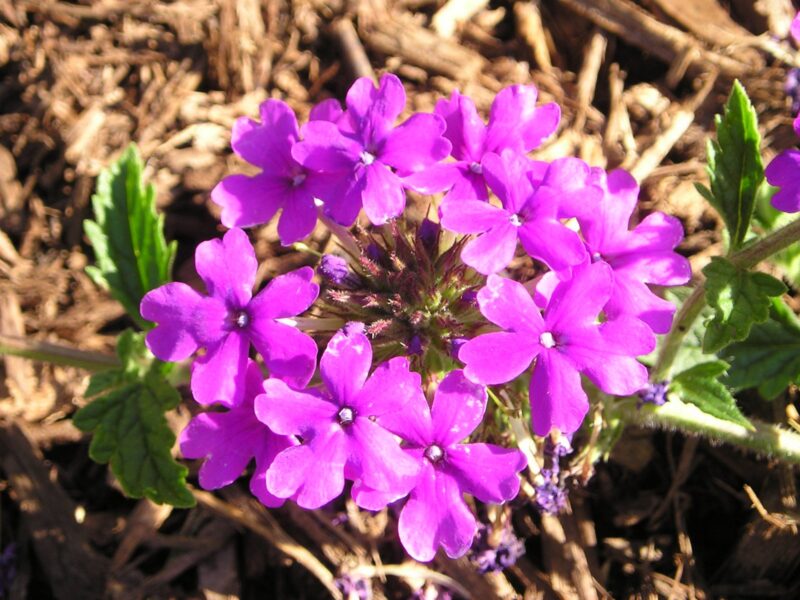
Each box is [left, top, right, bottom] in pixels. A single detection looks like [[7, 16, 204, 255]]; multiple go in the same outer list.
[[211, 99, 348, 245], [406, 85, 560, 202], [292, 73, 451, 225], [555, 168, 691, 333], [140, 228, 318, 406], [459, 264, 655, 436], [765, 116, 800, 214], [254, 323, 422, 509], [353, 370, 526, 562], [179, 360, 296, 507], [792, 10, 800, 43], [439, 151, 593, 274]]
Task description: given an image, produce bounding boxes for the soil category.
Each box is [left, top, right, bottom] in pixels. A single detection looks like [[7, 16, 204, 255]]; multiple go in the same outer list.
[[1, 1, 799, 599]]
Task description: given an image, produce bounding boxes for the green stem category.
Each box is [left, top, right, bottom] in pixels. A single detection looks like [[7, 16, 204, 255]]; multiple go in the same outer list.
[[618, 397, 800, 464], [0, 333, 119, 371], [651, 216, 800, 380]]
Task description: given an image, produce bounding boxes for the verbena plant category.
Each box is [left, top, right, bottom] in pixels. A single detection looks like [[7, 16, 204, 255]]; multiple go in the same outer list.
[[6, 76, 800, 565]]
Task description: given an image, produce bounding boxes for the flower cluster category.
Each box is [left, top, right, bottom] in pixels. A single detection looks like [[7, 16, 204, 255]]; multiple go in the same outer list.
[[141, 73, 700, 562]]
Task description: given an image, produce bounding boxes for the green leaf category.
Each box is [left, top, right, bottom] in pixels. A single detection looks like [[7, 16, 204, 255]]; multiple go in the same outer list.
[[700, 80, 764, 251], [84, 144, 176, 329], [671, 360, 753, 429], [74, 331, 194, 508], [722, 298, 800, 399], [702, 257, 786, 353]]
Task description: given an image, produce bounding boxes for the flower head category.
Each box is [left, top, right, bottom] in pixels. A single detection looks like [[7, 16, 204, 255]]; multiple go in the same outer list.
[[353, 370, 527, 562], [140, 228, 319, 406], [255, 323, 422, 509], [459, 264, 655, 436]]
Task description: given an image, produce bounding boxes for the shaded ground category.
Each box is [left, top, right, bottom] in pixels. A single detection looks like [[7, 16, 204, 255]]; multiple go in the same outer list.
[[1, 0, 799, 598]]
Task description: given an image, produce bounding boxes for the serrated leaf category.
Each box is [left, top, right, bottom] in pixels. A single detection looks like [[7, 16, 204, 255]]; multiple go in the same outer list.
[[722, 298, 800, 399], [702, 257, 786, 353], [703, 80, 764, 251], [84, 144, 176, 329], [671, 360, 753, 429], [74, 331, 194, 508]]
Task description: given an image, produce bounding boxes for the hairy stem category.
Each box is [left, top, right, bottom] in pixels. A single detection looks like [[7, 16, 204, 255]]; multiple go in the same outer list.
[[0, 333, 119, 371], [651, 216, 800, 380], [618, 397, 800, 465]]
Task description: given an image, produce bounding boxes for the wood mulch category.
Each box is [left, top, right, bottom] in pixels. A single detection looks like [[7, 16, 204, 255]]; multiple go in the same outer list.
[[1, 0, 799, 598]]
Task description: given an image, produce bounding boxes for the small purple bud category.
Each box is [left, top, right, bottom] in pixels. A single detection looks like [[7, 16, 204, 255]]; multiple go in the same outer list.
[[408, 335, 424, 356], [334, 573, 372, 600], [533, 468, 567, 515], [366, 243, 383, 263], [469, 523, 526, 574], [450, 338, 468, 360], [460, 290, 478, 306], [319, 255, 360, 288], [418, 218, 441, 252], [637, 380, 669, 406]]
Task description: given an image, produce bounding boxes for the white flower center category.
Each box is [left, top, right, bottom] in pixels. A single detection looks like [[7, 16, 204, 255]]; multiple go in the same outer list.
[[337, 406, 355, 426], [509, 214, 523, 227], [233, 310, 249, 329], [539, 331, 556, 349], [424, 444, 445, 463], [360, 151, 375, 166], [469, 162, 482, 174], [291, 173, 306, 187]]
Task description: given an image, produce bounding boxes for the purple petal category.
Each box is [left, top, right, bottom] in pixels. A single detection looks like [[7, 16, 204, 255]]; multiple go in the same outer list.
[[276, 187, 318, 245], [431, 370, 486, 446], [255, 377, 337, 438], [529, 350, 589, 436], [398, 463, 477, 562], [211, 173, 285, 229], [574, 168, 638, 246], [476, 274, 545, 333], [348, 418, 421, 494], [309, 98, 344, 123], [442, 165, 490, 203], [434, 90, 486, 162], [485, 85, 559, 152], [141, 283, 203, 361], [605, 273, 678, 334], [380, 113, 451, 173], [373, 383, 432, 448], [537, 157, 601, 220], [248, 267, 319, 320], [352, 474, 416, 511], [460, 222, 519, 275], [439, 198, 509, 234], [346, 73, 405, 144], [792, 11, 800, 43], [401, 162, 460, 195], [189, 296, 229, 348], [444, 443, 526, 503], [545, 262, 613, 333], [266, 424, 348, 509], [292, 120, 361, 172], [766, 149, 800, 186], [320, 325, 372, 405], [321, 177, 363, 226], [361, 162, 405, 225], [481, 151, 535, 214], [194, 228, 256, 307], [518, 219, 587, 272], [459, 332, 539, 385], [190, 330, 249, 406], [354, 357, 424, 417], [180, 412, 254, 489], [249, 321, 318, 389], [250, 430, 296, 507], [230, 100, 298, 172]]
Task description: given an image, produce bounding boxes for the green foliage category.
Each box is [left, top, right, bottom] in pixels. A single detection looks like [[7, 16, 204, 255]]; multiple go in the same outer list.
[[670, 361, 753, 430], [753, 182, 800, 290], [722, 298, 800, 400], [84, 145, 176, 329], [73, 331, 194, 508], [695, 80, 764, 251], [702, 257, 786, 353]]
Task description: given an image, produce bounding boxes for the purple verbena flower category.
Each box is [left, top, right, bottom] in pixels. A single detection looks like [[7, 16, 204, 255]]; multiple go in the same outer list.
[[353, 370, 527, 562], [766, 117, 800, 214], [406, 85, 560, 202], [469, 523, 526, 573], [553, 168, 691, 334], [140, 228, 319, 406], [292, 73, 452, 225], [254, 323, 422, 509], [211, 99, 346, 245], [458, 264, 655, 436], [319, 254, 360, 288], [533, 468, 567, 514], [439, 151, 594, 274], [179, 360, 296, 507]]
